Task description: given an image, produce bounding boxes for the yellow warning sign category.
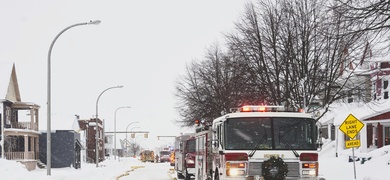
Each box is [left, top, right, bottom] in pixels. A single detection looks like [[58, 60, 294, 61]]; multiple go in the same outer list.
[[345, 139, 360, 148], [339, 114, 364, 139]]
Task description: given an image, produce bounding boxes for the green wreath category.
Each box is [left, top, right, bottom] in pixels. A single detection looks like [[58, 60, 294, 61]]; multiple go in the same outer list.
[[261, 156, 288, 180]]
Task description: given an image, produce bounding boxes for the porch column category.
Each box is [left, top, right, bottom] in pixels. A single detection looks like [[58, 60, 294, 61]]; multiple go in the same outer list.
[[377, 123, 383, 148], [359, 124, 368, 152], [24, 135, 28, 160], [31, 137, 35, 159], [336, 126, 345, 156], [30, 108, 34, 130], [35, 109, 39, 131], [36, 136, 39, 160], [373, 124, 377, 147]]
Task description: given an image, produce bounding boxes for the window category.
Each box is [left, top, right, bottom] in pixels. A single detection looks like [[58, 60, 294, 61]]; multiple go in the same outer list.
[[347, 90, 353, 103], [5, 106, 11, 125], [186, 139, 196, 153], [384, 80, 389, 99]]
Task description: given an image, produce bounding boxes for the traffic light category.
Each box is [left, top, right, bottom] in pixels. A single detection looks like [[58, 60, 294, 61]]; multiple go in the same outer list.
[[144, 133, 148, 138], [131, 133, 135, 138]]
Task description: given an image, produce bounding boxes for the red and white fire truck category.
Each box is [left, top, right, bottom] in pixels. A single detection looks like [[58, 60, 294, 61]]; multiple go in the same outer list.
[[174, 133, 196, 180], [192, 105, 323, 180]]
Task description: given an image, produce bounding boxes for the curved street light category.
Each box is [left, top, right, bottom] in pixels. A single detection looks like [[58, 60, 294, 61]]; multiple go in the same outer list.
[[95, 85, 123, 167], [114, 106, 131, 160], [125, 121, 139, 143], [47, 20, 100, 175], [130, 126, 140, 138]]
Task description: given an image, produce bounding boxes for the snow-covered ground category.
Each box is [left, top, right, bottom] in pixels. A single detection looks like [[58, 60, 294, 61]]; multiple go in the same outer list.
[[1, 141, 390, 180], [319, 140, 390, 180], [0, 157, 147, 180]]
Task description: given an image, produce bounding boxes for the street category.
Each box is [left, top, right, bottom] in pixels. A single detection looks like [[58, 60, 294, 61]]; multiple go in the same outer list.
[[119, 161, 176, 180]]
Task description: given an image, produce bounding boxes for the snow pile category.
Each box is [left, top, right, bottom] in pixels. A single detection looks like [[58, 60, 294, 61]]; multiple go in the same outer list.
[[319, 141, 390, 180], [0, 157, 143, 180], [0, 158, 28, 173]]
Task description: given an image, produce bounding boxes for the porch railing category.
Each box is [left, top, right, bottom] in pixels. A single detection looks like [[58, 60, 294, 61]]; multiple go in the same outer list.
[[5, 151, 36, 160], [9, 122, 38, 131]]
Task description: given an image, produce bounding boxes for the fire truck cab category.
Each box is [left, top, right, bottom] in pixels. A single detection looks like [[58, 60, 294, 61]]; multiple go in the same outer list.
[[194, 105, 323, 180]]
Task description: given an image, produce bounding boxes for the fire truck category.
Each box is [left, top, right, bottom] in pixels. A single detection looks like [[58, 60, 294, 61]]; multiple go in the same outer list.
[[140, 150, 155, 163], [174, 133, 196, 180], [159, 148, 172, 163], [193, 105, 323, 180]]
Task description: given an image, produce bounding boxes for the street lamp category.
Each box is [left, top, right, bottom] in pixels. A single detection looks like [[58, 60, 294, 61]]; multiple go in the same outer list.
[[125, 121, 139, 143], [129, 126, 140, 140], [47, 20, 100, 175], [114, 106, 131, 161], [95, 85, 123, 167]]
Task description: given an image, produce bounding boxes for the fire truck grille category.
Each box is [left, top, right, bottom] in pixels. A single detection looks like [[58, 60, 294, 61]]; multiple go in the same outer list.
[[248, 162, 300, 177]]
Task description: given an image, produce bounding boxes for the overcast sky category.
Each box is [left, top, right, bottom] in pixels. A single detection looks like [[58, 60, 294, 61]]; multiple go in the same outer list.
[[0, 0, 251, 149]]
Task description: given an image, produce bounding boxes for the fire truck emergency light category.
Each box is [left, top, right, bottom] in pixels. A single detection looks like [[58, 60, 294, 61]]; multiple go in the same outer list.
[[195, 119, 200, 126], [240, 105, 285, 112]]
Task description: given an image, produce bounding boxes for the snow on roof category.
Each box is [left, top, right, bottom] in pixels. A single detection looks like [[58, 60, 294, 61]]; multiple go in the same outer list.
[[0, 62, 13, 100], [319, 100, 390, 126]]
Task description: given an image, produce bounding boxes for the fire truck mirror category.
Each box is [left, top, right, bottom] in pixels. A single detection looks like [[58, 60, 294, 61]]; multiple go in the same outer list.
[[218, 150, 224, 155], [316, 140, 323, 151]]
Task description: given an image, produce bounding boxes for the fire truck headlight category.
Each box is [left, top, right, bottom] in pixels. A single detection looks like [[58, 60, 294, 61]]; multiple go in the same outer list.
[[186, 159, 195, 164], [302, 169, 316, 176], [227, 169, 245, 176]]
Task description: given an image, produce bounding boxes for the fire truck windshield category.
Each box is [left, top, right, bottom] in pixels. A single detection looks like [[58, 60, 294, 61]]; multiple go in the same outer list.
[[224, 117, 317, 150], [187, 139, 196, 153]]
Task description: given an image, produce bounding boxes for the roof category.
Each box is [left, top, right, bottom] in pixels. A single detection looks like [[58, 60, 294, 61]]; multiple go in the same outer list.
[[0, 62, 21, 102], [319, 100, 390, 126]]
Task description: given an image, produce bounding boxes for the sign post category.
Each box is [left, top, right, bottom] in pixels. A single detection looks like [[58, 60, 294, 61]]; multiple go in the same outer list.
[[339, 114, 364, 180]]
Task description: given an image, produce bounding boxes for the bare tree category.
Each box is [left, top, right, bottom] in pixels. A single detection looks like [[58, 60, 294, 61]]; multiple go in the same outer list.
[[174, 44, 258, 126], [175, 0, 377, 127], [334, 0, 390, 33], [227, 0, 369, 118]]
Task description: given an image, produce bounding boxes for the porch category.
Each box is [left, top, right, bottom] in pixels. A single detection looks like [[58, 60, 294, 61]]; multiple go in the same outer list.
[[4, 151, 37, 160], [8, 121, 38, 131]]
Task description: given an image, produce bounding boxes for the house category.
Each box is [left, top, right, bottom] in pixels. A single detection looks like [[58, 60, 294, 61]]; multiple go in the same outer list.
[[0, 62, 40, 171], [104, 133, 114, 158], [78, 117, 104, 163], [39, 130, 83, 169], [319, 53, 390, 154]]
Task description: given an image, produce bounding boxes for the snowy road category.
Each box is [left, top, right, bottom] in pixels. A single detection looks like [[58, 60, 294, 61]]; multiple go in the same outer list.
[[119, 162, 176, 180]]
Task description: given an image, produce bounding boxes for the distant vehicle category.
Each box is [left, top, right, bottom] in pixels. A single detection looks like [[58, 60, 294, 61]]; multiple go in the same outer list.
[[169, 151, 175, 166], [159, 150, 171, 163], [140, 150, 154, 163]]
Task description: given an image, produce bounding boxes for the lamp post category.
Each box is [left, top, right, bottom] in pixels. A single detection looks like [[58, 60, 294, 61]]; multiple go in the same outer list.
[[47, 20, 100, 175], [95, 85, 123, 167], [114, 106, 131, 161]]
